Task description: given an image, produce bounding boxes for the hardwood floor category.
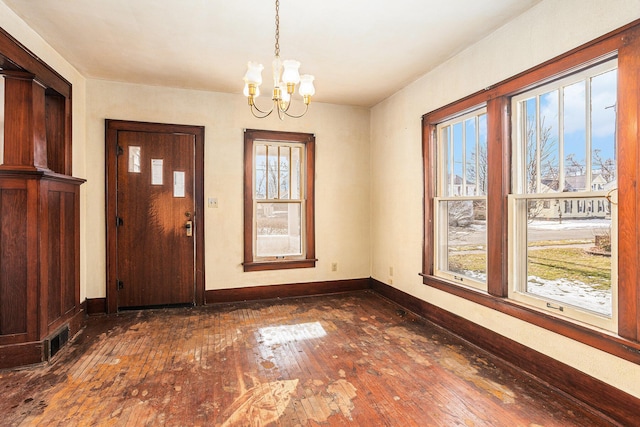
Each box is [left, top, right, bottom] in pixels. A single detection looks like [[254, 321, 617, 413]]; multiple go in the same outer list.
[[0, 291, 616, 426]]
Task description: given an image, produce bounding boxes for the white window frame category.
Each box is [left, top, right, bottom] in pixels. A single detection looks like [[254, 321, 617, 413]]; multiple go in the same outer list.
[[509, 58, 618, 331], [434, 107, 488, 291]]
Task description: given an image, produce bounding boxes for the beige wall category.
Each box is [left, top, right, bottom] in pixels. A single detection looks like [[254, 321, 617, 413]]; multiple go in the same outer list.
[[370, 0, 640, 398], [85, 80, 371, 297]]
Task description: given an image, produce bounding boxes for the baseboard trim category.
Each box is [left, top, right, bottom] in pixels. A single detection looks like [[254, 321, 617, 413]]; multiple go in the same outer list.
[[86, 297, 107, 315], [205, 278, 370, 304], [0, 341, 45, 370], [370, 278, 639, 426]]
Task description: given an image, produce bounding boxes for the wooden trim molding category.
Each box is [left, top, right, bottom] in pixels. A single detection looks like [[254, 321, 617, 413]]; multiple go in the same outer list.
[[420, 273, 640, 365], [0, 27, 71, 97], [0, 341, 44, 370], [205, 278, 370, 304], [370, 279, 640, 426], [86, 298, 107, 315], [243, 129, 316, 272]]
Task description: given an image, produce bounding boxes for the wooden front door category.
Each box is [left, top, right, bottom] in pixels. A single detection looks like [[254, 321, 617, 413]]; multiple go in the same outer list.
[[106, 121, 205, 311]]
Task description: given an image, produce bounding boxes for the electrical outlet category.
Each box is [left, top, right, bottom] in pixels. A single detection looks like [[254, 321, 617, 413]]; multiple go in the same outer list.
[[208, 197, 218, 208], [331, 262, 338, 272]]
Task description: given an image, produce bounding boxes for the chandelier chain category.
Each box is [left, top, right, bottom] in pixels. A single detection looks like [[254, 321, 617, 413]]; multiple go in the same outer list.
[[274, 0, 280, 57]]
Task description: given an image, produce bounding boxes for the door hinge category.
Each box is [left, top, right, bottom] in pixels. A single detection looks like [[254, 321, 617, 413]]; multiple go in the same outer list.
[[116, 216, 124, 227], [116, 145, 124, 156], [117, 280, 124, 290]]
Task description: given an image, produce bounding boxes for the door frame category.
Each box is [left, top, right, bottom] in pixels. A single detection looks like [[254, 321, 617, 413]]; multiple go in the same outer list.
[[105, 119, 205, 313]]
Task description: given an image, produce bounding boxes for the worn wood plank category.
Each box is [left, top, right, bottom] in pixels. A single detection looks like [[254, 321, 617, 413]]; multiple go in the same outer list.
[[0, 291, 619, 426]]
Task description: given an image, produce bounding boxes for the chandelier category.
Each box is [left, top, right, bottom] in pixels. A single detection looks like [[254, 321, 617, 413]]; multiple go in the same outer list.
[[243, 0, 315, 119]]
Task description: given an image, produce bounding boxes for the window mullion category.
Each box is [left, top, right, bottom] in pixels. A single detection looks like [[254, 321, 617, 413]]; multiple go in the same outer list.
[[535, 96, 541, 193], [277, 145, 281, 199], [585, 79, 593, 189], [476, 116, 481, 195], [448, 126, 454, 196], [462, 123, 467, 196], [559, 90, 565, 192]]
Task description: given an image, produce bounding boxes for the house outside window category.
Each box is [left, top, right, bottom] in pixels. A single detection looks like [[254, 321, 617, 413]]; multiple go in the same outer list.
[[243, 129, 316, 271]]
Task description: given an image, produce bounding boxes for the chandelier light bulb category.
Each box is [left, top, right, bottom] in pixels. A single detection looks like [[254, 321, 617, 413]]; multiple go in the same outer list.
[[244, 62, 264, 86], [299, 74, 315, 97], [281, 60, 301, 85]]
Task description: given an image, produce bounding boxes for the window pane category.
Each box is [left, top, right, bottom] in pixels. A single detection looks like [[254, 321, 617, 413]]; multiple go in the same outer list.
[[525, 197, 612, 317], [563, 81, 587, 188], [440, 126, 452, 196], [590, 69, 617, 188], [439, 199, 487, 283], [464, 118, 476, 195], [279, 146, 290, 199], [523, 97, 538, 194], [291, 147, 301, 199], [477, 113, 487, 196], [255, 145, 267, 199], [256, 202, 302, 257], [267, 146, 278, 199], [452, 123, 464, 196], [539, 91, 559, 191]]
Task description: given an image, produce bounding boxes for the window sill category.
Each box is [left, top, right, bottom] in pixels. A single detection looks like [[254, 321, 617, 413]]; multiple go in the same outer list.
[[243, 259, 317, 272], [420, 273, 640, 366]]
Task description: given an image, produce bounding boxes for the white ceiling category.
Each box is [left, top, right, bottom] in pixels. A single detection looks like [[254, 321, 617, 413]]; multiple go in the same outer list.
[[2, 0, 542, 107]]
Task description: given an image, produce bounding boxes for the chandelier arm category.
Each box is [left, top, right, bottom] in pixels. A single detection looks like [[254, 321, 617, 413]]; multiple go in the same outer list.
[[250, 103, 274, 119], [282, 103, 310, 119]]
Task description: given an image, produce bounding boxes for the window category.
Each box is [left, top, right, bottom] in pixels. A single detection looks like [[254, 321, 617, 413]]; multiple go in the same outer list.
[[423, 21, 640, 362], [243, 129, 316, 271], [509, 59, 618, 330], [434, 109, 488, 290]]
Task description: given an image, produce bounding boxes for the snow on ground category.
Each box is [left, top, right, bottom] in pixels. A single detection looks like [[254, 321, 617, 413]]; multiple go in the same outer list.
[[528, 218, 610, 231], [461, 270, 611, 316], [526, 276, 611, 316]]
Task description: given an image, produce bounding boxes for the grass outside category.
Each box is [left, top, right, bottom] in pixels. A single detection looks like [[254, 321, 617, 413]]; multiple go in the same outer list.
[[448, 247, 611, 289], [448, 239, 593, 253]]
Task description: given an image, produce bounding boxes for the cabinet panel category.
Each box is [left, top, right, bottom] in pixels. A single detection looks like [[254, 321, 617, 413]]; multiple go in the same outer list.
[[0, 188, 28, 335], [47, 190, 62, 325]]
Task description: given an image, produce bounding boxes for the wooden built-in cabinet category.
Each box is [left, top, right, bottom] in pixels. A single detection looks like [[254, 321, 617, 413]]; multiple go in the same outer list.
[[0, 28, 84, 369]]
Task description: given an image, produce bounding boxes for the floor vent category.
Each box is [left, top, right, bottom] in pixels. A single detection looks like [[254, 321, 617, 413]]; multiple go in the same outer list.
[[46, 326, 70, 359]]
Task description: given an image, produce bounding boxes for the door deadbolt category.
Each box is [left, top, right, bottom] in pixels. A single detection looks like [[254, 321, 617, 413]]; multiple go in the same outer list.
[[185, 220, 193, 237]]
